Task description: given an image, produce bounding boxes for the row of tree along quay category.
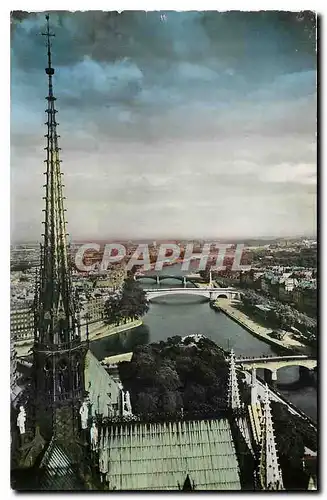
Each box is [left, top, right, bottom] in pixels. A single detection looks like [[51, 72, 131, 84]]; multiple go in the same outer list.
[[103, 275, 149, 326], [116, 336, 317, 491], [239, 289, 317, 351]]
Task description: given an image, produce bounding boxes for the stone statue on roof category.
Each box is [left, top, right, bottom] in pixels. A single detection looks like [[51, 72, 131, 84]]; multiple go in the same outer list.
[[125, 391, 132, 415], [90, 422, 98, 451], [79, 401, 89, 430], [99, 446, 109, 478], [17, 405, 26, 435]]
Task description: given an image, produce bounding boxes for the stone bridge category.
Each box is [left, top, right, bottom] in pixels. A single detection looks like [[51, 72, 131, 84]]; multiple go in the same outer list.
[[136, 274, 201, 286], [144, 287, 241, 301], [235, 355, 317, 385]]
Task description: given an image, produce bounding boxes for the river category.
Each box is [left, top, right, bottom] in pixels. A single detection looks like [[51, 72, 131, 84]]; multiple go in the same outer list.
[[90, 263, 317, 421]]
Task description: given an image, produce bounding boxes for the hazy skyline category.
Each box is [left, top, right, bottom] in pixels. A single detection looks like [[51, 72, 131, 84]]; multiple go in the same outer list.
[[11, 11, 317, 242]]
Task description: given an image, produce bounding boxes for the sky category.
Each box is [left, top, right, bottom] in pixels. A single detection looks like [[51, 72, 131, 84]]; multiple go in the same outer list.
[[10, 11, 317, 242]]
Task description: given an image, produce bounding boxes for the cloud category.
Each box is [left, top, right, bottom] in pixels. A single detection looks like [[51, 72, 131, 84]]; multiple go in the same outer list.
[[11, 11, 317, 241]]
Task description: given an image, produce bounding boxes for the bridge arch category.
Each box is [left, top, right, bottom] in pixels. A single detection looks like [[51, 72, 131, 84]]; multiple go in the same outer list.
[[144, 287, 239, 301], [246, 360, 317, 372], [146, 288, 212, 301], [136, 275, 186, 282], [259, 365, 316, 386], [136, 276, 157, 281], [156, 275, 184, 282], [238, 357, 317, 387]]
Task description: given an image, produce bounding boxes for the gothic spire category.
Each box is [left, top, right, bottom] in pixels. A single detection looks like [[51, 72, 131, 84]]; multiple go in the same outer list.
[[258, 386, 284, 490], [31, 17, 87, 442], [35, 14, 79, 347], [227, 349, 241, 409]]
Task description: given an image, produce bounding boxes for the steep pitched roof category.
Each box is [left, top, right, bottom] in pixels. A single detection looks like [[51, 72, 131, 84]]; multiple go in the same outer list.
[[85, 350, 122, 417], [38, 438, 85, 491], [11, 438, 85, 491], [40, 437, 72, 469], [98, 418, 241, 490]]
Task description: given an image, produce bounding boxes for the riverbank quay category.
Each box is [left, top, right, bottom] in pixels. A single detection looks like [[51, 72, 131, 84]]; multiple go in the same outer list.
[[85, 318, 143, 342], [14, 318, 143, 357], [102, 352, 133, 366], [213, 299, 311, 355]]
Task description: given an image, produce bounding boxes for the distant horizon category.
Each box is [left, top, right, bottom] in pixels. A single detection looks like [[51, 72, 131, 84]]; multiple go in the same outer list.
[[11, 233, 317, 246]]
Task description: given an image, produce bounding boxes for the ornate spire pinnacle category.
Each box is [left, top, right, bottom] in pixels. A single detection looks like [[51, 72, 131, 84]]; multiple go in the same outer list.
[[307, 476, 317, 490], [258, 386, 284, 490], [35, 14, 79, 348], [251, 367, 258, 406], [227, 349, 241, 409]]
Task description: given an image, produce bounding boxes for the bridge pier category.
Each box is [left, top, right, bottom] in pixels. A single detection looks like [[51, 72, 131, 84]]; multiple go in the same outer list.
[[299, 366, 316, 386], [271, 369, 278, 387], [183, 277, 186, 288], [263, 369, 277, 387]]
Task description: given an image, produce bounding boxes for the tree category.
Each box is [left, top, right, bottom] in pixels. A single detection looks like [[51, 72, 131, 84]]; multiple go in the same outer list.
[[119, 278, 149, 320], [183, 383, 206, 411], [167, 335, 182, 346], [118, 337, 231, 419], [160, 391, 182, 414], [135, 392, 158, 415], [104, 277, 149, 324], [156, 364, 181, 392], [199, 268, 210, 282], [104, 293, 122, 325], [133, 351, 158, 387]]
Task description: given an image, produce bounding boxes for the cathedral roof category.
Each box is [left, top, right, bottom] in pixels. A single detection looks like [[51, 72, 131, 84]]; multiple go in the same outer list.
[[12, 437, 85, 491], [85, 350, 122, 416], [98, 418, 241, 490]]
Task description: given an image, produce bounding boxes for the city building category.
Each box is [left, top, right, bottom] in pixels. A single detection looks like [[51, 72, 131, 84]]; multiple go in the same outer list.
[[11, 304, 34, 342], [292, 283, 317, 315], [11, 244, 40, 269], [80, 295, 105, 324], [94, 264, 126, 290]]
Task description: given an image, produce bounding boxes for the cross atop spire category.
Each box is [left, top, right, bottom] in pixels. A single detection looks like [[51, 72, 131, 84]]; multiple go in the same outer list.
[[258, 386, 284, 490], [227, 349, 241, 409], [42, 15, 55, 96]]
